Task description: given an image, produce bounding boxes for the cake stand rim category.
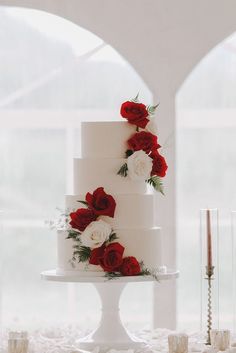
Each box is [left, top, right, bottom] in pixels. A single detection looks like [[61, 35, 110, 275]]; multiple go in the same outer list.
[[40, 268, 179, 283]]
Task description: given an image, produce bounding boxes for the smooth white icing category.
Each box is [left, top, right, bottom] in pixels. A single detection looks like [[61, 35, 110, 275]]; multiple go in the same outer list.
[[66, 194, 155, 229], [81, 121, 136, 158], [56, 120, 164, 275], [73, 158, 148, 194], [57, 227, 162, 274]]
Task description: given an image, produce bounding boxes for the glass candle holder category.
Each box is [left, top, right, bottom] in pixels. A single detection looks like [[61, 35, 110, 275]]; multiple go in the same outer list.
[[232, 211, 236, 333], [168, 334, 188, 353], [210, 329, 230, 351], [200, 208, 219, 343], [8, 331, 29, 353], [0, 210, 2, 341]]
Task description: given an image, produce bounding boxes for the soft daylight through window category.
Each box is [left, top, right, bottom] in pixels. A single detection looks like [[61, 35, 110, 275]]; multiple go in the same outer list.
[[0, 6, 152, 331], [177, 32, 236, 331]]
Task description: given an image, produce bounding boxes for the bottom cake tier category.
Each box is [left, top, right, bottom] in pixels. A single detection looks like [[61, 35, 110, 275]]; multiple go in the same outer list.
[[57, 227, 163, 276]]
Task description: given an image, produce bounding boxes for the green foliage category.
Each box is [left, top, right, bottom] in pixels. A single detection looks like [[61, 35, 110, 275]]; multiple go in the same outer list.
[[117, 163, 128, 177], [147, 103, 159, 116], [69, 258, 76, 268], [125, 149, 133, 158], [108, 232, 118, 243], [146, 176, 164, 195], [73, 244, 82, 250], [77, 200, 89, 207], [104, 272, 121, 280], [73, 246, 91, 263], [131, 93, 139, 103], [66, 230, 81, 241], [139, 261, 160, 282]]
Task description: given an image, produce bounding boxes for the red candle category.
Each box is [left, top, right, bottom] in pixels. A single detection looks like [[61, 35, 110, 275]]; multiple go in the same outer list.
[[207, 209, 212, 268]]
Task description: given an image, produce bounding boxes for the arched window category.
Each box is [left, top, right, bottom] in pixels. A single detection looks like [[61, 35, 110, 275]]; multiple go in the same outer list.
[[0, 7, 153, 331], [176, 32, 236, 330]]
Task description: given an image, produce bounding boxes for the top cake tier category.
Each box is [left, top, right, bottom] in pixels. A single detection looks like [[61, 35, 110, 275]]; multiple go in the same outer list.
[[81, 121, 134, 158]]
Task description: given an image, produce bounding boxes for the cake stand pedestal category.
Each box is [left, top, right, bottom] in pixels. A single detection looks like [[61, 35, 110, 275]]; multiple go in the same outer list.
[[41, 269, 179, 352]]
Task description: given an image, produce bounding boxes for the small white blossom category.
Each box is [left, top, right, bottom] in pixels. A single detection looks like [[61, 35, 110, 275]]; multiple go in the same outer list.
[[127, 150, 152, 181], [80, 219, 111, 249], [45, 207, 71, 230]]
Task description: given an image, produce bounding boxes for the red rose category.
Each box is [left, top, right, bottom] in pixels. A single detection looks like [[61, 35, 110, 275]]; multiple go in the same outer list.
[[120, 101, 149, 128], [128, 131, 159, 154], [86, 187, 116, 217], [69, 208, 97, 231], [120, 256, 141, 276], [151, 151, 168, 177], [99, 242, 124, 272], [89, 244, 105, 265]]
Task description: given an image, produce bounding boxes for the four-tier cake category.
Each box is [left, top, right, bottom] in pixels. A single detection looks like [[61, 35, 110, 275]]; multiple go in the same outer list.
[[56, 98, 167, 277]]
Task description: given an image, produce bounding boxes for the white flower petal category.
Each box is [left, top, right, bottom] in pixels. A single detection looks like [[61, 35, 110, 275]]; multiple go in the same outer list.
[[80, 219, 112, 249], [127, 150, 152, 181]]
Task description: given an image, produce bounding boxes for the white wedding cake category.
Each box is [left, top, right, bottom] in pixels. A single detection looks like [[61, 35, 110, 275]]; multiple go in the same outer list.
[[56, 98, 168, 277]]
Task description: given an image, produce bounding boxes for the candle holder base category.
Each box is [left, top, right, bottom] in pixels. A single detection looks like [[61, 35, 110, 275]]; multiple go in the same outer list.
[[205, 266, 215, 346]]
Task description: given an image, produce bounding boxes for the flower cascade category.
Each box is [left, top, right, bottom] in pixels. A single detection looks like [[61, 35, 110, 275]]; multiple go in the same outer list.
[[118, 94, 168, 194], [67, 187, 146, 277]]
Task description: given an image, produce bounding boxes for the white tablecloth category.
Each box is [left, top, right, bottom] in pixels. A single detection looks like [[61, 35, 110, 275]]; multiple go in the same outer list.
[[0, 327, 208, 353]]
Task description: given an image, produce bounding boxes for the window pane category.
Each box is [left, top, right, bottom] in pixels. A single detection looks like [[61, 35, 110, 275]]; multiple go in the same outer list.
[[0, 129, 65, 218], [0, 7, 151, 110], [177, 32, 236, 330], [0, 7, 153, 331]]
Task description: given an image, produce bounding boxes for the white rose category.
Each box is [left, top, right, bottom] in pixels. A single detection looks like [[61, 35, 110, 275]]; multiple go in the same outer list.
[[127, 150, 152, 181], [80, 219, 111, 249], [146, 120, 158, 135]]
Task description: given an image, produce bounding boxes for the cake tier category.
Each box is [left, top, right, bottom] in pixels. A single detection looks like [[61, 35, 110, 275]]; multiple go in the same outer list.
[[81, 121, 136, 158], [73, 158, 147, 194], [57, 227, 162, 275], [66, 194, 155, 229]]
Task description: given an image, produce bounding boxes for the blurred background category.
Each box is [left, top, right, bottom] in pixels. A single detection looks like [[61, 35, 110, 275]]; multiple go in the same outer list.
[[0, 4, 236, 334]]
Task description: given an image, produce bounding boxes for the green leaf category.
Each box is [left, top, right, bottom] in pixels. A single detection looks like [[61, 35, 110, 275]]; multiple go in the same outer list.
[[73, 244, 82, 250], [146, 176, 164, 195], [76, 246, 91, 263], [105, 272, 121, 281], [125, 149, 133, 158], [66, 230, 81, 240], [147, 103, 159, 115], [131, 93, 139, 103], [117, 163, 128, 177], [68, 259, 76, 268], [136, 126, 140, 132], [77, 200, 89, 207], [139, 261, 160, 282], [108, 232, 118, 243]]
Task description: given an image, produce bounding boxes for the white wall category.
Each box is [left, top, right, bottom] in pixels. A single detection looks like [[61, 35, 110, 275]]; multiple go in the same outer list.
[[0, 0, 235, 329]]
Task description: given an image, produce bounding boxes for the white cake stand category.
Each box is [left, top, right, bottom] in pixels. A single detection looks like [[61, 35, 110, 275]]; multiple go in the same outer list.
[[41, 269, 179, 352]]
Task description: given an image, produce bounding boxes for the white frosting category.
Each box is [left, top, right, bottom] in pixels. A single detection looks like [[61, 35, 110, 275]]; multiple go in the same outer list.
[[66, 194, 155, 229], [57, 227, 162, 274], [56, 120, 164, 276], [73, 158, 147, 194], [81, 121, 135, 158]]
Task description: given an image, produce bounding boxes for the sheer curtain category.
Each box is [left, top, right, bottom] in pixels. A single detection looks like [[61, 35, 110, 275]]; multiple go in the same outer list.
[[176, 32, 236, 330], [0, 7, 153, 331]]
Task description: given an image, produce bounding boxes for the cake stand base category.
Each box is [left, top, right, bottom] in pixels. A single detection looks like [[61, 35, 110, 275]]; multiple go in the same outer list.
[[41, 269, 179, 352], [78, 282, 145, 352]]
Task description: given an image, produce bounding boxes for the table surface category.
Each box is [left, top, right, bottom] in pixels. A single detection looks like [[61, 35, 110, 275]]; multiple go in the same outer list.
[[0, 327, 215, 353]]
